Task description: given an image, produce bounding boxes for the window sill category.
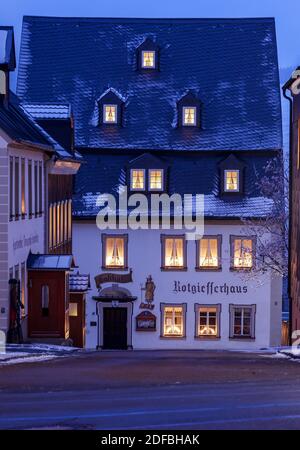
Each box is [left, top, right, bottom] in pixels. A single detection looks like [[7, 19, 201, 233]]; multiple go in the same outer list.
[[229, 336, 255, 341], [101, 266, 128, 272], [230, 267, 254, 272], [195, 267, 222, 272], [160, 335, 186, 340], [161, 267, 188, 272], [194, 336, 221, 340]]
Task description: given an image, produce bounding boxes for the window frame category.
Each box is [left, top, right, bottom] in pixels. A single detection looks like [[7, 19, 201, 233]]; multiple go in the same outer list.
[[194, 303, 221, 339], [103, 104, 118, 124], [148, 168, 164, 192], [160, 303, 187, 339], [130, 168, 146, 192], [102, 233, 128, 271], [224, 169, 240, 193], [182, 106, 197, 127], [161, 234, 187, 271], [229, 304, 256, 340], [141, 50, 156, 69], [230, 235, 256, 271], [196, 235, 222, 271]]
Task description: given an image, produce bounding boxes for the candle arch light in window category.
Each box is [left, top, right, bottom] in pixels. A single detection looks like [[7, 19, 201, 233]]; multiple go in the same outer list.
[[232, 237, 254, 269], [142, 50, 156, 69], [183, 106, 197, 126], [131, 169, 145, 190], [103, 104, 117, 124], [225, 169, 240, 192], [165, 237, 184, 268], [199, 238, 219, 268], [149, 169, 163, 190]]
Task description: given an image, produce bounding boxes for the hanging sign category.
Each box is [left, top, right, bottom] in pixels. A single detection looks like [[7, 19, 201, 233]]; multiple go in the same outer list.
[[94, 270, 132, 288], [136, 311, 156, 332]]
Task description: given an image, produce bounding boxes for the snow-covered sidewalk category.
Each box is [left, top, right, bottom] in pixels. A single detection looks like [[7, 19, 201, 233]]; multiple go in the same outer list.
[[0, 344, 80, 366]]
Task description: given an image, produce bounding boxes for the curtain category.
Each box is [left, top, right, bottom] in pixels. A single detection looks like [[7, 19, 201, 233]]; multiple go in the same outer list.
[[199, 238, 218, 267], [165, 238, 183, 267], [106, 237, 124, 267]]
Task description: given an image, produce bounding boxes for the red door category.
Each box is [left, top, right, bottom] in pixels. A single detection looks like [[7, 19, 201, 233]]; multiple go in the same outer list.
[[28, 270, 66, 338]]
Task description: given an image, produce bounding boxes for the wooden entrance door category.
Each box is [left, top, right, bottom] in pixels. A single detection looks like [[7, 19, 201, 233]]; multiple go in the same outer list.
[[28, 270, 67, 338], [103, 307, 127, 349]]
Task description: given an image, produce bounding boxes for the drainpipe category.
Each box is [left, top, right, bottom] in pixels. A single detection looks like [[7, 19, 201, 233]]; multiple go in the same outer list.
[[282, 85, 293, 346]]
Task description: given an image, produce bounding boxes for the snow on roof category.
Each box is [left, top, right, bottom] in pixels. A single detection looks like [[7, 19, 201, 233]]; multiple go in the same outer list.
[[22, 103, 71, 120]]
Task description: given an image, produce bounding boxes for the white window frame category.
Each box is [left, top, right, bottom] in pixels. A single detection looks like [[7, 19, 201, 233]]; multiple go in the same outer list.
[[141, 50, 156, 69], [224, 169, 240, 192], [160, 303, 187, 339], [148, 169, 164, 191], [130, 168, 146, 191], [230, 235, 256, 270], [102, 234, 128, 270], [182, 106, 197, 126], [229, 304, 256, 339], [195, 304, 221, 339], [103, 104, 118, 124]]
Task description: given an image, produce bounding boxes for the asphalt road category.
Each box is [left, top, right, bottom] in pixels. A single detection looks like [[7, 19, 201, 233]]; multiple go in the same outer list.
[[1, 350, 300, 430]]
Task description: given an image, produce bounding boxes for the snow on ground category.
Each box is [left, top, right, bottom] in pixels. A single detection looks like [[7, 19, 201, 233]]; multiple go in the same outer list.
[[0, 343, 81, 366]]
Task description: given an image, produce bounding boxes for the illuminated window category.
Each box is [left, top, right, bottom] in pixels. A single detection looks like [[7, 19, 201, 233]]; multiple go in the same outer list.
[[198, 237, 221, 269], [197, 307, 219, 337], [183, 106, 196, 126], [161, 305, 186, 337], [103, 104, 117, 123], [69, 303, 78, 317], [103, 235, 128, 269], [131, 169, 145, 191], [230, 305, 256, 339], [21, 158, 26, 217], [224, 170, 239, 192], [231, 237, 254, 269], [48, 205, 53, 250], [162, 236, 186, 270], [142, 51, 155, 68], [149, 169, 163, 191]]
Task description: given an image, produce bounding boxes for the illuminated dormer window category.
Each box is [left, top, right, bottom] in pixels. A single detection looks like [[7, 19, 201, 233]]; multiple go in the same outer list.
[[149, 169, 163, 191], [224, 170, 239, 192], [103, 104, 117, 124], [142, 51, 156, 69], [183, 107, 197, 126], [131, 169, 145, 191]]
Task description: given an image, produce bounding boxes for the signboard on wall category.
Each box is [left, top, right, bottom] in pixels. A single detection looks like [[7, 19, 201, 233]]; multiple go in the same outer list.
[[136, 311, 156, 332], [94, 270, 133, 288]]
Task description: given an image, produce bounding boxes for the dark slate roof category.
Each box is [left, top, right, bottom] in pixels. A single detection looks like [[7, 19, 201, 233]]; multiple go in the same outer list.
[[22, 103, 72, 120], [17, 16, 282, 152], [27, 253, 75, 270], [69, 272, 91, 292], [0, 92, 55, 151], [73, 150, 276, 218], [0, 26, 16, 69]]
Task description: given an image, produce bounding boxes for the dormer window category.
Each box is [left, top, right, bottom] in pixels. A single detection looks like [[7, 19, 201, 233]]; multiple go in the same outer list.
[[142, 51, 156, 69], [224, 170, 239, 192], [183, 107, 197, 126], [103, 104, 117, 124], [177, 92, 201, 128], [137, 38, 159, 71], [131, 169, 145, 191], [149, 169, 163, 191], [219, 154, 246, 196]]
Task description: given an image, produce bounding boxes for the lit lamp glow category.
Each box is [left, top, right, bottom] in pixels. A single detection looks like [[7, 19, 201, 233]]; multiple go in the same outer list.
[[104, 105, 117, 123], [234, 239, 253, 268], [183, 107, 196, 126], [142, 51, 155, 68]]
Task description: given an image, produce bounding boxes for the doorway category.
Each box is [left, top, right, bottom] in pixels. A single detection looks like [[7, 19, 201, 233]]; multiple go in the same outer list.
[[103, 307, 128, 349]]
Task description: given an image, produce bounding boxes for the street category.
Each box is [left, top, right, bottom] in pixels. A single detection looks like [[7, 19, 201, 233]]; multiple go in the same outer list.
[[1, 350, 300, 430]]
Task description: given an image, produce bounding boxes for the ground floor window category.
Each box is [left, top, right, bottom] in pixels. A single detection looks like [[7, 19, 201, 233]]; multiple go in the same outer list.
[[195, 304, 221, 338], [229, 304, 256, 339], [160, 303, 186, 338]]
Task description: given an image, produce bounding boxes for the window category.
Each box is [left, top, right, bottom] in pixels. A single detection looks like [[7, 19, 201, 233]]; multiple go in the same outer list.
[[142, 50, 155, 68], [34, 161, 38, 217], [21, 262, 26, 317], [131, 169, 145, 191], [102, 234, 128, 270], [103, 104, 117, 124], [41, 285, 50, 317], [224, 170, 239, 192], [57, 202, 60, 245], [197, 236, 221, 270], [195, 304, 221, 338], [28, 160, 33, 217], [38, 161, 43, 214], [9, 157, 13, 220], [69, 303, 78, 317], [231, 236, 255, 270], [161, 304, 186, 338], [229, 304, 256, 339], [149, 169, 163, 191], [161, 235, 186, 270], [182, 106, 197, 126], [14, 157, 19, 219], [48, 205, 53, 250], [52, 203, 57, 248], [68, 200, 72, 241], [21, 158, 26, 218]]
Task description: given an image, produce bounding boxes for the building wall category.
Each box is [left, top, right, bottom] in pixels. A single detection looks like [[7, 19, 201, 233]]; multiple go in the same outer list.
[[290, 93, 300, 338], [73, 221, 282, 350], [7, 145, 46, 335], [0, 133, 9, 333]]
